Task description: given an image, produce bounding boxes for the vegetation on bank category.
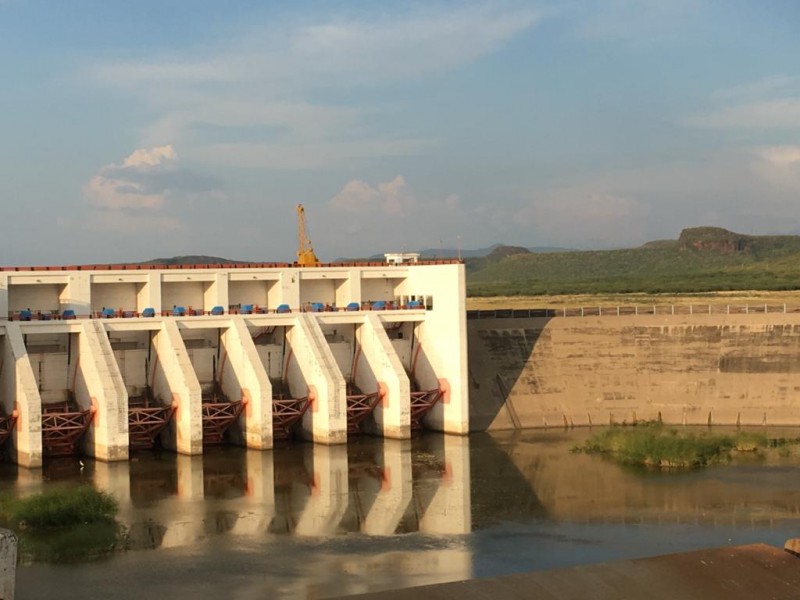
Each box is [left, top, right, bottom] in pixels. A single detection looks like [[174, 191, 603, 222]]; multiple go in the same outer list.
[[1, 486, 117, 528], [0, 486, 121, 562], [573, 423, 777, 469], [466, 228, 800, 297]]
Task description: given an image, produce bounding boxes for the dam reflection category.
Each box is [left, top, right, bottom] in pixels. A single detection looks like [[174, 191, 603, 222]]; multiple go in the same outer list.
[[8, 434, 472, 553], [12, 429, 800, 599], [473, 428, 800, 527]]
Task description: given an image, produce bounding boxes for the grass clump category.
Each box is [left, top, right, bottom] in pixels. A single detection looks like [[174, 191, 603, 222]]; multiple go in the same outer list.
[[574, 423, 769, 469], [19, 521, 121, 563], [1, 486, 117, 529], [0, 486, 121, 563]]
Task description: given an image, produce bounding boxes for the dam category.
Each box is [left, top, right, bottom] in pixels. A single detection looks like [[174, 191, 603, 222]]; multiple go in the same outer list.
[[0, 260, 468, 467], [468, 307, 800, 431]]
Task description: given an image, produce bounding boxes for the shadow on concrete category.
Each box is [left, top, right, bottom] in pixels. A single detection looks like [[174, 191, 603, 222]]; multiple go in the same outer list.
[[466, 310, 553, 432]]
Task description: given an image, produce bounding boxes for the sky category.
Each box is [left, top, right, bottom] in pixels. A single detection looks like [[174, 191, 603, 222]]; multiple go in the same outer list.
[[1, 0, 799, 264]]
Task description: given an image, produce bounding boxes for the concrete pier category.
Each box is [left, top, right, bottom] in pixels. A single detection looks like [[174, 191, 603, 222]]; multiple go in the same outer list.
[[1, 323, 42, 467], [220, 318, 273, 449], [75, 320, 128, 461], [356, 314, 410, 439]]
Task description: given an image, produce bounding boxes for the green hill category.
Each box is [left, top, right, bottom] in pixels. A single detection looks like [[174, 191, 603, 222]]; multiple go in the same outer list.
[[467, 227, 800, 296]]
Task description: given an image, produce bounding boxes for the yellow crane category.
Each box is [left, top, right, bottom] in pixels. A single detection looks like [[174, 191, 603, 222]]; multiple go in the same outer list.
[[296, 203, 320, 266]]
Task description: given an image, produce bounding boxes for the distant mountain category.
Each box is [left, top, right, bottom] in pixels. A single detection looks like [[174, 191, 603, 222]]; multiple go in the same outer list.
[[344, 243, 573, 262], [467, 227, 800, 296], [131, 227, 800, 297], [137, 255, 251, 266]]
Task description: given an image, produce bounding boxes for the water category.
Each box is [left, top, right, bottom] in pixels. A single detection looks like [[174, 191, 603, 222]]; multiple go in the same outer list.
[[4, 428, 800, 599]]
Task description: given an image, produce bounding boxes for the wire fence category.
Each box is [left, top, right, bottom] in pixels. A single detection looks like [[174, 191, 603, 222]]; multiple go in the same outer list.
[[467, 304, 800, 320]]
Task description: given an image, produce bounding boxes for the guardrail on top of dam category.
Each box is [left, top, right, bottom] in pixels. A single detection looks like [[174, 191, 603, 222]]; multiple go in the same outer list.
[[467, 304, 800, 320]]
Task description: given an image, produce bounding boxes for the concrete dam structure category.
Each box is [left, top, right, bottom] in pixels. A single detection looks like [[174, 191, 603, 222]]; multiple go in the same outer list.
[[469, 311, 800, 431], [0, 260, 468, 467]]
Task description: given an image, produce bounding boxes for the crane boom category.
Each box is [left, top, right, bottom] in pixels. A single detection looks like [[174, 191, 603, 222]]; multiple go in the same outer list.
[[296, 203, 319, 266]]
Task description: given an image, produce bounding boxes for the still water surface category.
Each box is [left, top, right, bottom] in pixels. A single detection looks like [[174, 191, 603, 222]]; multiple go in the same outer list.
[[5, 428, 800, 599]]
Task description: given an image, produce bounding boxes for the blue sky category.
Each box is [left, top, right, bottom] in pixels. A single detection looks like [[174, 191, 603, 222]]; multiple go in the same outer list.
[[1, 0, 799, 264]]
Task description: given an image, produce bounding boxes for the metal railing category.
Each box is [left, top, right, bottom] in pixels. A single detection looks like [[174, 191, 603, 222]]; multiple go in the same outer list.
[[467, 304, 800, 320]]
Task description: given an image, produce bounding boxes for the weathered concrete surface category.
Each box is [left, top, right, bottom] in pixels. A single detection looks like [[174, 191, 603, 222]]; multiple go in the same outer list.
[[0, 528, 16, 600], [331, 543, 800, 600], [469, 314, 800, 431]]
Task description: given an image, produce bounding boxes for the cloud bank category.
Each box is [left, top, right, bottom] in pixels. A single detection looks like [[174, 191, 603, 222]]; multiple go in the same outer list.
[[87, 4, 542, 170], [81, 145, 221, 232]]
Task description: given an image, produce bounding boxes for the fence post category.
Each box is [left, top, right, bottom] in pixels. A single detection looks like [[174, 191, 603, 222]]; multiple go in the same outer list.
[[690, 304, 693, 315]]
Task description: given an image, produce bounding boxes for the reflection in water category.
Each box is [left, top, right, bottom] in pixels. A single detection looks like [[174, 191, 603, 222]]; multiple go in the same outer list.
[[7, 428, 800, 598]]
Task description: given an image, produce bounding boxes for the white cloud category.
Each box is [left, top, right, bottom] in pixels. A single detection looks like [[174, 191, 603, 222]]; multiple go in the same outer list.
[[87, 5, 541, 169], [509, 144, 800, 249], [571, 0, 704, 45], [188, 138, 437, 170], [517, 189, 650, 247], [84, 174, 166, 211], [711, 76, 797, 102], [81, 144, 223, 233], [751, 145, 800, 192], [84, 145, 178, 210], [330, 176, 414, 215], [123, 145, 177, 168], [313, 176, 465, 256], [754, 145, 800, 167], [686, 98, 800, 130]]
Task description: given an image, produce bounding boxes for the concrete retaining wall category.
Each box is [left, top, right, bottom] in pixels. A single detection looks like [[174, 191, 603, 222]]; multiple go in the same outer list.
[[469, 314, 800, 431]]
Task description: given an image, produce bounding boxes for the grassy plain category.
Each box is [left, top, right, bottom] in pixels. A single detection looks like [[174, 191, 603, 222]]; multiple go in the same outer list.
[[465, 228, 800, 298]]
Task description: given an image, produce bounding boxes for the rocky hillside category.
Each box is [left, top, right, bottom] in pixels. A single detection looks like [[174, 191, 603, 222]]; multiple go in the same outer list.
[[467, 228, 800, 296]]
